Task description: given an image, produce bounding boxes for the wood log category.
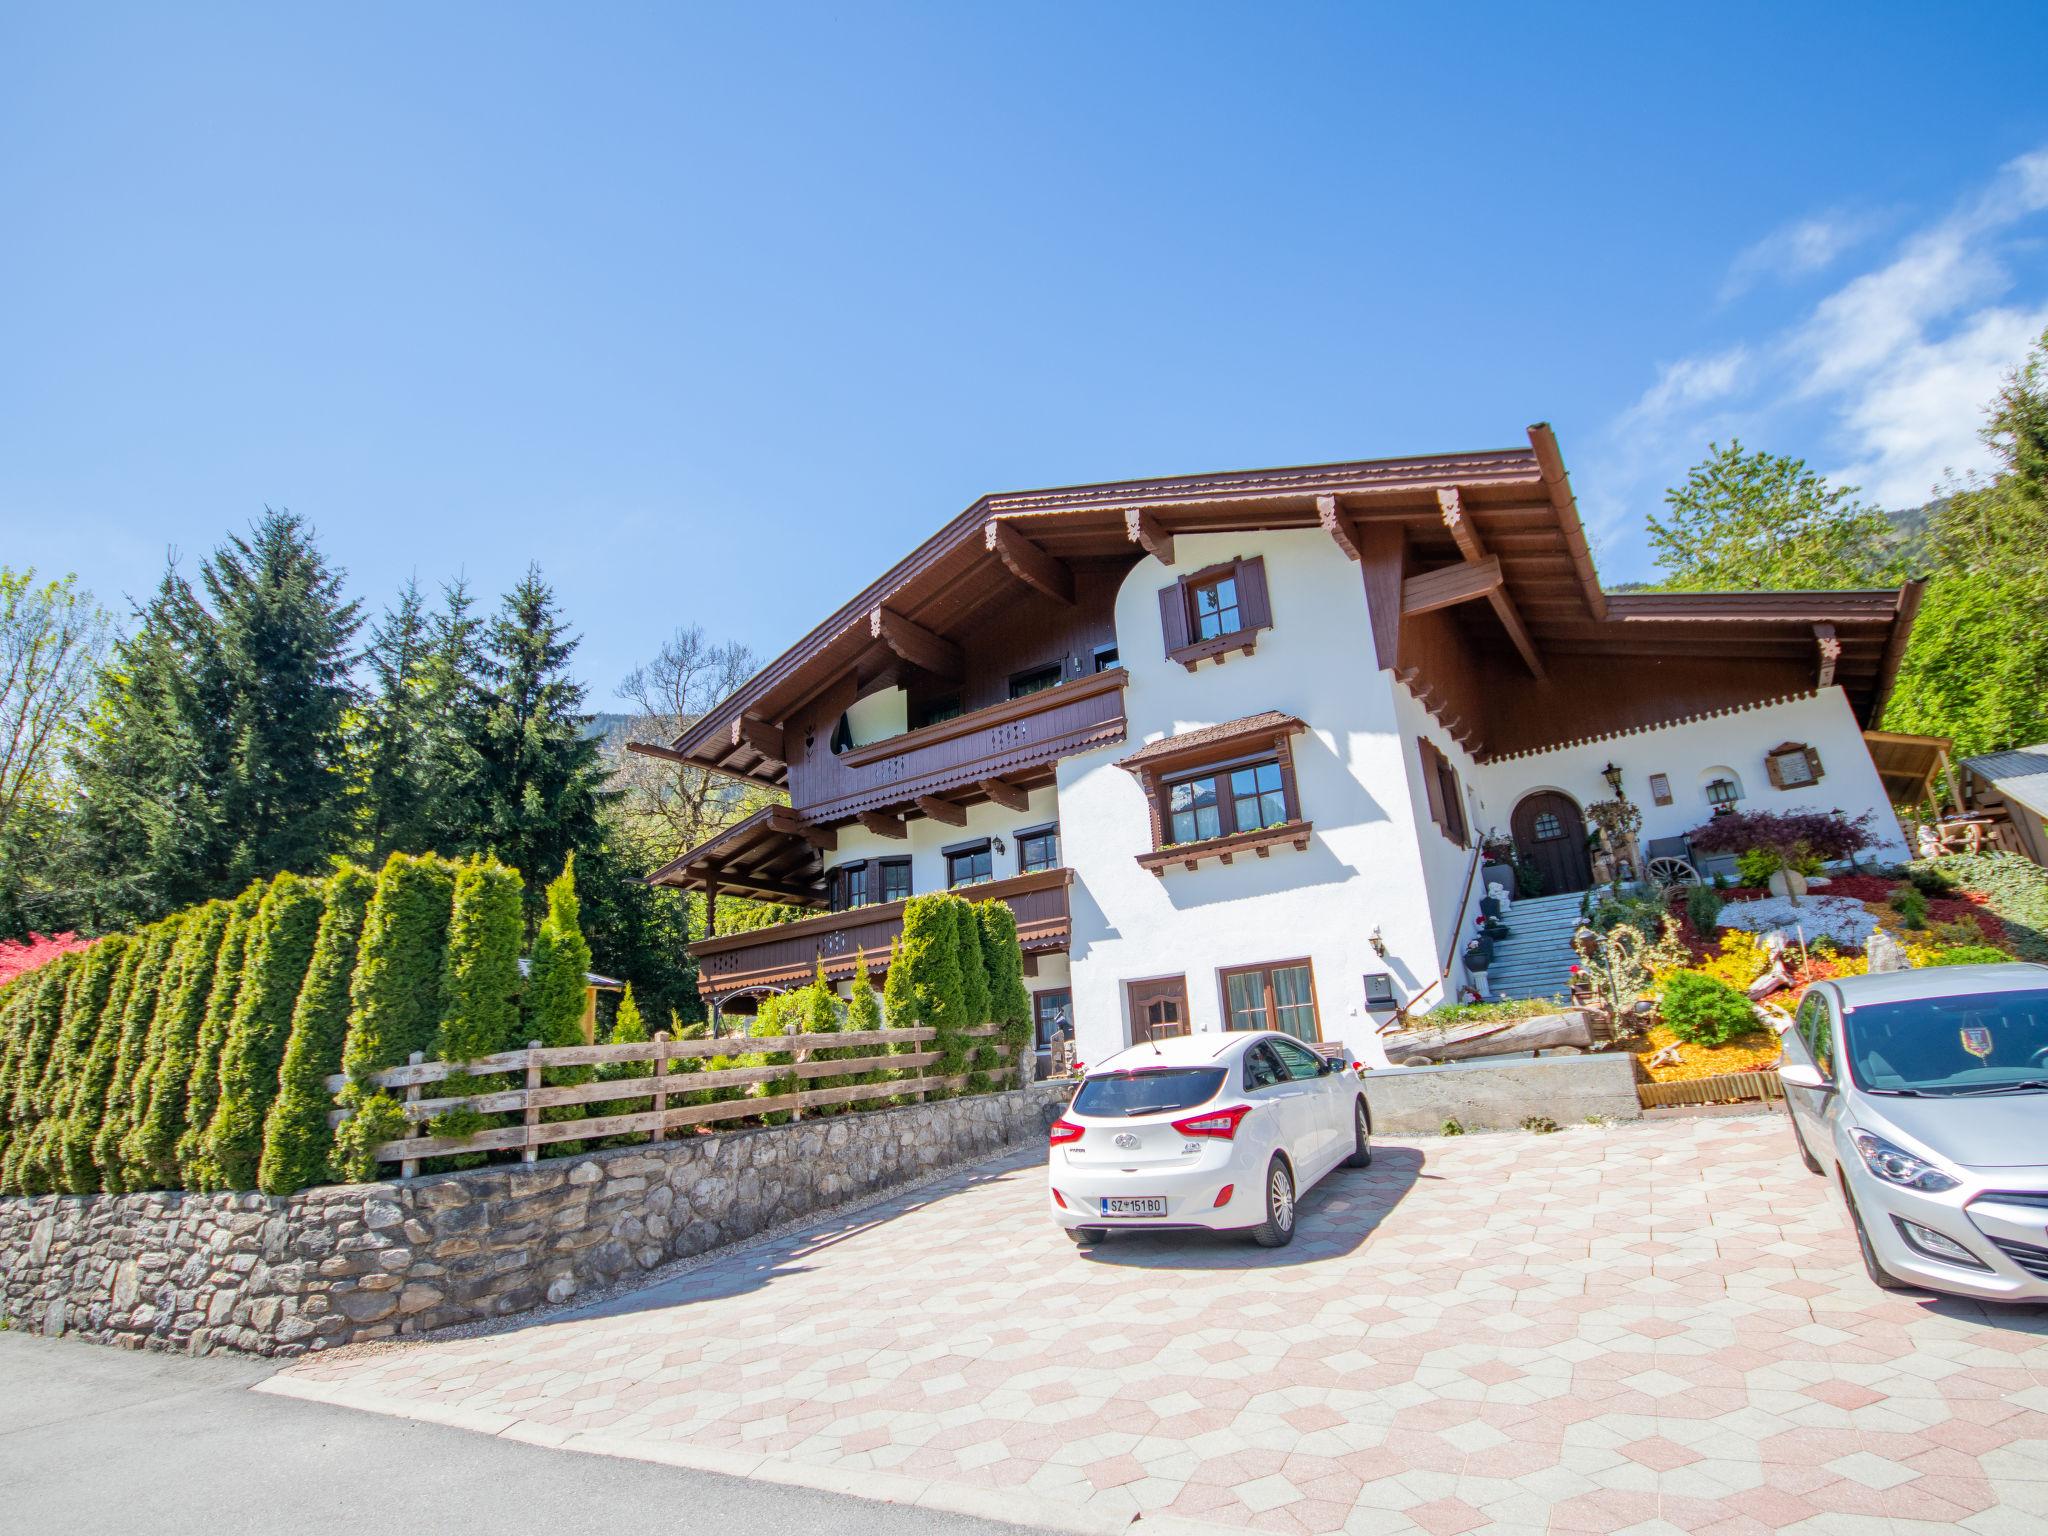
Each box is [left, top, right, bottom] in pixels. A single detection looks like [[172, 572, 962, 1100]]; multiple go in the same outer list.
[[1377, 1010, 1596, 1064]]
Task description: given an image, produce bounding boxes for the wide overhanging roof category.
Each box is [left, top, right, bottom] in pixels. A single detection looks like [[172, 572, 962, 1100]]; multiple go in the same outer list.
[[648, 424, 1925, 782]]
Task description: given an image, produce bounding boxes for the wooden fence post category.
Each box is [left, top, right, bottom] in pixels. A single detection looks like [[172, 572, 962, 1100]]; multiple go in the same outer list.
[[789, 1021, 805, 1122], [651, 1030, 670, 1143], [520, 1040, 544, 1164], [401, 1050, 424, 1180]]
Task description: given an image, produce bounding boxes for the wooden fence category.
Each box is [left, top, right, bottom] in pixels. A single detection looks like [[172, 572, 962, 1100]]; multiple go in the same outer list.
[[1636, 1069, 1784, 1109], [322, 1024, 1013, 1176]]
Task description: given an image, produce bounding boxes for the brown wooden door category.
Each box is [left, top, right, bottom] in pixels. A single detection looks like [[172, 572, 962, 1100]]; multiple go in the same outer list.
[[1511, 792, 1592, 894], [1126, 976, 1191, 1045]]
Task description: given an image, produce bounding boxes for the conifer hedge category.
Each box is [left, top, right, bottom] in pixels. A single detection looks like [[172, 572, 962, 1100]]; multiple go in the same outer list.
[[176, 884, 264, 1186], [525, 857, 594, 1153], [258, 866, 373, 1194]]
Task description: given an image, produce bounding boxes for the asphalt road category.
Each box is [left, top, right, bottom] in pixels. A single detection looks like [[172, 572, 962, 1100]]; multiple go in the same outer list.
[[0, 1332, 1048, 1536]]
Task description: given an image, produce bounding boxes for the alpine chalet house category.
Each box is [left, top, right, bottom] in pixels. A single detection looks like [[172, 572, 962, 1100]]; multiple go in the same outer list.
[[639, 427, 1918, 1070]]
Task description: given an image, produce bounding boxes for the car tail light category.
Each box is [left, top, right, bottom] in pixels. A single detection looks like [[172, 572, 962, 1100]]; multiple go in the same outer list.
[[1051, 1188, 1069, 1209], [1213, 1184, 1234, 1208], [1049, 1120, 1085, 1147], [1172, 1104, 1252, 1140]]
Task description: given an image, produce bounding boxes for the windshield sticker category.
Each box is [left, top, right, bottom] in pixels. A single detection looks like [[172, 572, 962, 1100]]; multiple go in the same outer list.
[[1960, 1026, 1994, 1060]]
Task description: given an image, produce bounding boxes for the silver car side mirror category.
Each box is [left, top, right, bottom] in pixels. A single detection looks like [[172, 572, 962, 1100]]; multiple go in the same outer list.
[[1778, 1062, 1832, 1092]]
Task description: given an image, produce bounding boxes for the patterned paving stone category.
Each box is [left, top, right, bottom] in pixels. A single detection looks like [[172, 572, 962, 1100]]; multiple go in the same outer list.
[[271, 1115, 2048, 1536]]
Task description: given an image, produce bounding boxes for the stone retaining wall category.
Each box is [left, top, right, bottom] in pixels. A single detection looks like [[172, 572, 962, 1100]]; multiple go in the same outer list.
[[0, 1082, 1070, 1356], [1361, 1052, 1642, 1135]]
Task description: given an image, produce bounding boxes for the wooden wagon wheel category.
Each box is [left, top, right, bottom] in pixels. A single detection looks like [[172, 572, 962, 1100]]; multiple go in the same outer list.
[[1646, 856, 1699, 887]]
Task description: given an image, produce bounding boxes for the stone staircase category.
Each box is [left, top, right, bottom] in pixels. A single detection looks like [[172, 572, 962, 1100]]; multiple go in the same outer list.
[[1480, 890, 1586, 1002]]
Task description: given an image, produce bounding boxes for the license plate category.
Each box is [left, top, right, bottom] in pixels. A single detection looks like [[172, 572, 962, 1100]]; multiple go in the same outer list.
[[1102, 1196, 1167, 1217]]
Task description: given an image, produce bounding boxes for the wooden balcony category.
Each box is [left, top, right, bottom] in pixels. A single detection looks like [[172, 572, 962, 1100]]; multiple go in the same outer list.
[[689, 867, 1073, 1008], [787, 668, 1128, 824]]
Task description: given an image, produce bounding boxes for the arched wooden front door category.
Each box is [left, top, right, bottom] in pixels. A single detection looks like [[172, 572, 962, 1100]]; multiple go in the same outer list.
[[1511, 791, 1592, 895]]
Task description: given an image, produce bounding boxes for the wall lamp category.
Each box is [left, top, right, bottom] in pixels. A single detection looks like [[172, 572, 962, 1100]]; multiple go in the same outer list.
[[1601, 761, 1625, 798], [1369, 925, 1387, 958]]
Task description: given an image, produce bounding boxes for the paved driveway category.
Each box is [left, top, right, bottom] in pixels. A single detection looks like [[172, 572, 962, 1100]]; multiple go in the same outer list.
[[269, 1114, 2048, 1536]]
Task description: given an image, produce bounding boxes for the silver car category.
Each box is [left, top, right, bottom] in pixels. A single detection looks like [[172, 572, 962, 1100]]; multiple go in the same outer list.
[[1779, 961, 2048, 1302]]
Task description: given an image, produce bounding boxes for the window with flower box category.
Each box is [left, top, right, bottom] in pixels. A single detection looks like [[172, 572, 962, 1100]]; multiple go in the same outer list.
[[1118, 711, 1312, 875], [1157, 557, 1273, 670]]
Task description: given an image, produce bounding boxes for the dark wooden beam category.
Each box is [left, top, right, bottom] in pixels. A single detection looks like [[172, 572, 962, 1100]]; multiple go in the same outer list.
[[765, 805, 835, 850], [1438, 487, 1545, 680], [869, 606, 962, 682], [985, 522, 1075, 605], [1358, 523, 1406, 671], [1867, 578, 1927, 728], [731, 714, 783, 761], [977, 777, 1030, 811], [914, 794, 968, 827], [624, 739, 691, 764], [1317, 494, 1361, 562], [1402, 556, 1505, 617], [1814, 623, 1841, 690], [1527, 422, 1609, 621], [1124, 507, 1175, 565], [857, 810, 908, 840]]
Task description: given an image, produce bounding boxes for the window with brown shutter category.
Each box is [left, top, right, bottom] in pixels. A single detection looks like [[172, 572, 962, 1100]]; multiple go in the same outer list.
[[1159, 556, 1273, 670], [1417, 737, 1467, 846]]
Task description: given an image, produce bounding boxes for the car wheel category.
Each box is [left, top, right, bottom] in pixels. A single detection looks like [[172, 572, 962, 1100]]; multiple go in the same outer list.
[[1248, 1156, 1297, 1249], [1789, 1115, 1824, 1175], [1843, 1182, 1910, 1292], [1067, 1227, 1107, 1247], [1344, 1098, 1373, 1168]]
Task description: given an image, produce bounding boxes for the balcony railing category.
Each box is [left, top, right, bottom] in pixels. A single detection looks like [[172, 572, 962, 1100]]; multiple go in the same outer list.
[[786, 668, 1127, 823], [690, 867, 1073, 1008]]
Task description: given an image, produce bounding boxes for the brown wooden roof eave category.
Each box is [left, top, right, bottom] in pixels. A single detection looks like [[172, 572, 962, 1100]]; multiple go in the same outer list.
[[666, 443, 1549, 764], [1117, 710, 1307, 772]]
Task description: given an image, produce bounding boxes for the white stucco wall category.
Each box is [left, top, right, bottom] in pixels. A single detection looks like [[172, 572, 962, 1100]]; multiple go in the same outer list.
[[1391, 686, 1492, 997], [1057, 529, 1444, 1071], [1470, 688, 1908, 866]]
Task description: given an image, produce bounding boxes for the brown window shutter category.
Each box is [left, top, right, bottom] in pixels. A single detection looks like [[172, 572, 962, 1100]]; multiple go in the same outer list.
[[1235, 556, 1272, 632], [1765, 752, 1786, 790], [1158, 581, 1192, 655], [1805, 746, 1824, 781], [1418, 738, 1446, 832], [1442, 759, 1468, 845]]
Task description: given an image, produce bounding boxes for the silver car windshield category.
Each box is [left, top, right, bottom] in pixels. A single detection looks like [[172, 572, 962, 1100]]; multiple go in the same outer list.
[[1844, 987, 2048, 1094]]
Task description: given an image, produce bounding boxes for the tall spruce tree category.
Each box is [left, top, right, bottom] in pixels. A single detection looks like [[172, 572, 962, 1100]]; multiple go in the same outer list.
[[200, 872, 326, 1190], [259, 865, 374, 1194], [358, 579, 436, 860], [203, 511, 362, 888], [466, 568, 607, 930]]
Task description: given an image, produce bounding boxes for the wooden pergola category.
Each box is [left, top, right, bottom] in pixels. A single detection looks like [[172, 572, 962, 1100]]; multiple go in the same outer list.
[[1862, 729, 1961, 813]]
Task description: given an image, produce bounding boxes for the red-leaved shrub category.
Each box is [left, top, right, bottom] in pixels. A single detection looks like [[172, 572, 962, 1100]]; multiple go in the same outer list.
[[0, 931, 93, 987]]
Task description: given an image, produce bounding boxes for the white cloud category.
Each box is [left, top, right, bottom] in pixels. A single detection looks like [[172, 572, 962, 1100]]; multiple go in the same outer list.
[[1589, 144, 2048, 568], [1720, 212, 1881, 301]]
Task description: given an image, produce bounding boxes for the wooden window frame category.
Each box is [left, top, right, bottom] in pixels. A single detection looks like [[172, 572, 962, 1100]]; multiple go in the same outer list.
[[1007, 662, 1064, 700], [1648, 773, 1673, 807], [1158, 556, 1273, 671], [943, 837, 994, 889], [1124, 722, 1312, 875], [1015, 822, 1060, 875], [1125, 973, 1192, 1046], [829, 857, 912, 911], [1416, 737, 1468, 847], [1091, 643, 1120, 673], [1160, 753, 1294, 846], [1218, 958, 1322, 1042]]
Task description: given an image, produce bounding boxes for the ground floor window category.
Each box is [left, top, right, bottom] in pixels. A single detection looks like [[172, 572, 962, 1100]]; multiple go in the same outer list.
[[1221, 960, 1319, 1040], [1033, 988, 1071, 1051]]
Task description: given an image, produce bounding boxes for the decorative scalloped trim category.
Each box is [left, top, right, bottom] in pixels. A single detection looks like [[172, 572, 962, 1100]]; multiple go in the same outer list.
[[1480, 690, 1821, 764]]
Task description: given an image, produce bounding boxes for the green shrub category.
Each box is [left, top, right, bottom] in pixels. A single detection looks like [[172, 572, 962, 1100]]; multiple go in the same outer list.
[[435, 858, 524, 1063], [1685, 882, 1724, 935], [1926, 945, 2013, 967], [1419, 996, 1558, 1030], [93, 918, 181, 1192], [62, 935, 146, 1193], [1916, 852, 2048, 961], [594, 982, 653, 1136], [1892, 886, 1928, 930], [1658, 970, 1759, 1047], [1440, 1117, 1465, 1136], [976, 901, 1032, 1091], [1904, 862, 1958, 897], [127, 903, 233, 1186], [953, 901, 997, 1091], [201, 873, 327, 1191], [524, 856, 595, 1156], [17, 940, 122, 1194], [177, 884, 264, 1186], [1521, 1115, 1560, 1134], [883, 895, 969, 1095], [258, 866, 374, 1194]]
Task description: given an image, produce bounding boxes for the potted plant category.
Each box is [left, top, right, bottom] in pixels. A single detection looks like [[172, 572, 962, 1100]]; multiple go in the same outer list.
[[1584, 797, 1644, 893], [1479, 831, 1517, 904]]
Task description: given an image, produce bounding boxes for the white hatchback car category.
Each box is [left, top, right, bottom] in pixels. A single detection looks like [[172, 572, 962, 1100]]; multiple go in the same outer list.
[[1780, 961, 2048, 1301], [1047, 1031, 1369, 1249]]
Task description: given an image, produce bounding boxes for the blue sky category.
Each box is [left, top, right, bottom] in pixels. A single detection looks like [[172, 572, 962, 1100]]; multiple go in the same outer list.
[[6, 3, 2048, 698]]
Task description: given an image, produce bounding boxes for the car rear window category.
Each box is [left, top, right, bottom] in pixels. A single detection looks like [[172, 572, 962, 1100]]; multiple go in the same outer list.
[[1072, 1067, 1227, 1117]]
